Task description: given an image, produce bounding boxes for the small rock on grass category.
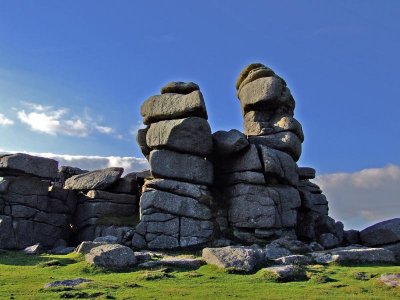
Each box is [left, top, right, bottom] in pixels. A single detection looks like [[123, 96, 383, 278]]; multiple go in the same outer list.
[[378, 273, 400, 287], [44, 278, 92, 288], [262, 264, 308, 282]]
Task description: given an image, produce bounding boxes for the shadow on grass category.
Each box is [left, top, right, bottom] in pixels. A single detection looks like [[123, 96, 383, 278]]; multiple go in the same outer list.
[[0, 250, 77, 267]]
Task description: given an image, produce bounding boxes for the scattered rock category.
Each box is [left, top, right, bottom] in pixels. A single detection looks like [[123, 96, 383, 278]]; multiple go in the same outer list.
[[85, 244, 137, 270], [44, 278, 92, 288], [263, 265, 308, 282], [378, 273, 400, 287], [23, 243, 43, 255], [202, 246, 264, 273]]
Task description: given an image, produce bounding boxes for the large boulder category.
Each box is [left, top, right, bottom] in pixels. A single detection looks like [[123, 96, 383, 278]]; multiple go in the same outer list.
[[217, 144, 262, 174], [257, 145, 298, 186], [140, 189, 212, 220], [212, 129, 249, 155], [238, 77, 286, 112], [227, 184, 301, 229], [360, 218, 400, 246], [146, 117, 212, 156], [149, 150, 213, 185], [0, 153, 58, 179], [85, 244, 137, 270], [202, 246, 264, 273], [141, 90, 208, 124], [64, 167, 123, 191]]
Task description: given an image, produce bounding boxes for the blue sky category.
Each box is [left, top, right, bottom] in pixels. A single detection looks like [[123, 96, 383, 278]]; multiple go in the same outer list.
[[0, 1, 399, 229]]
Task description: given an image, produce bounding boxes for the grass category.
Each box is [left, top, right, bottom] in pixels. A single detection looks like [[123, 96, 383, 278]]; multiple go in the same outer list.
[[0, 251, 399, 299]]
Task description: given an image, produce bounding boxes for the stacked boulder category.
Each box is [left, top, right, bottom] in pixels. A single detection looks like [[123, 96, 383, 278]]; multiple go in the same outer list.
[[64, 168, 138, 243], [212, 64, 304, 244], [213, 63, 344, 246], [132, 82, 215, 249], [0, 153, 76, 249]]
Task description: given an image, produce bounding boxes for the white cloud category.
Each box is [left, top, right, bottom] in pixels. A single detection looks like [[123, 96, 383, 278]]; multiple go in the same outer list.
[[16, 102, 118, 138], [0, 149, 149, 174], [0, 113, 14, 126], [314, 164, 400, 230], [95, 125, 114, 134]]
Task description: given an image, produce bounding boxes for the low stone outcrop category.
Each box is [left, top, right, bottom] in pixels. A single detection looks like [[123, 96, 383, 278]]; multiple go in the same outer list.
[[262, 265, 308, 282]]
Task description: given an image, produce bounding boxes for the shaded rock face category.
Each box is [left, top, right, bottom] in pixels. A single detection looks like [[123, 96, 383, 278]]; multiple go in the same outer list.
[[0, 176, 76, 249], [133, 82, 215, 250]]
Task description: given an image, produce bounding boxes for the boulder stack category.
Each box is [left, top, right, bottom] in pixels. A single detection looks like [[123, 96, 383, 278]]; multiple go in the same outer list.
[[132, 82, 215, 249], [212, 63, 343, 246], [0, 154, 76, 249]]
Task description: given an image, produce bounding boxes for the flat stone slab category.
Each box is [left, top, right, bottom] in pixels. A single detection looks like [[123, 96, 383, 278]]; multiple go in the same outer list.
[[44, 278, 92, 288], [141, 90, 208, 124], [0, 153, 58, 179], [161, 81, 199, 94], [311, 246, 396, 264], [138, 257, 205, 269], [64, 167, 123, 190]]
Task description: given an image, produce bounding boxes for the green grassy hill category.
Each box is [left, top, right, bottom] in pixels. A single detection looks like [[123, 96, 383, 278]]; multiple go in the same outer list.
[[0, 251, 398, 299]]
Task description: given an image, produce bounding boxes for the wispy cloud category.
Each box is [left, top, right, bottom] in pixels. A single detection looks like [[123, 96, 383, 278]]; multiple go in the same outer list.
[[16, 102, 119, 138], [0, 149, 149, 174], [0, 113, 14, 126], [314, 164, 400, 230]]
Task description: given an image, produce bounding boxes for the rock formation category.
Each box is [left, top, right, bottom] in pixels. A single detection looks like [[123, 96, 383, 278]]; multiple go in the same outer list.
[[211, 63, 343, 247], [0, 153, 76, 249], [0, 62, 397, 265], [132, 82, 215, 249]]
